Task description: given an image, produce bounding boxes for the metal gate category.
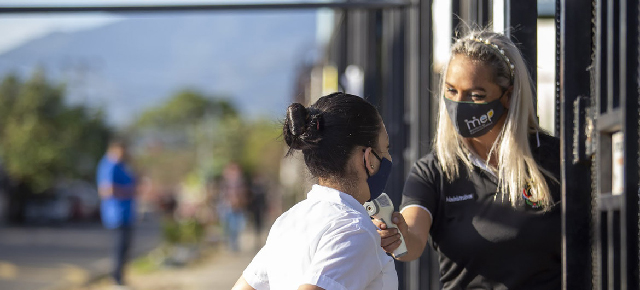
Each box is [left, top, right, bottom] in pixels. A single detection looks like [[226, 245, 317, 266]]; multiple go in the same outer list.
[[559, 0, 640, 289], [590, 0, 640, 288]]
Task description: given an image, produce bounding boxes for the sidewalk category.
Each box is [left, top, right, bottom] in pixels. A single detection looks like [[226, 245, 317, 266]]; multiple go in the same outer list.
[[73, 229, 261, 290]]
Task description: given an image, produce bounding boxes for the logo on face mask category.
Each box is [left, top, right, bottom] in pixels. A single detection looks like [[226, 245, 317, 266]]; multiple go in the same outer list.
[[464, 109, 495, 135], [443, 96, 506, 138]]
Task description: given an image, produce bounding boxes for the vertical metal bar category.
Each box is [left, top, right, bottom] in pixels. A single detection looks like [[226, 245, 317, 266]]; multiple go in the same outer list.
[[346, 10, 366, 67], [329, 10, 349, 75], [597, 0, 608, 116], [381, 7, 407, 289], [405, 2, 424, 290], [621, 0, 640, 286], [607, 210, 615, 289], [605, 0, 619, 111], [381, 6, 405, 223], [559, 0, 593, 289], [452, 0, 461, 37], [600, 211, 609, 289], [617, 0, 628, 286], [406, 0, 421, 173], [505, 0, 538, 102], [363, 10, 383, 107], [455, 0, 491, 31], [609, 210, 630, 290], [405, 5, 420, 290], [481, 0, 492, 29], [636, 2, 640, 286], [418, 0, 434, 157], [555, 0, 562, 137], [591, 2, 602, 288], [419, 2, 441, 288], [338, 11, 349, 76], [468, 0, 478, 25]]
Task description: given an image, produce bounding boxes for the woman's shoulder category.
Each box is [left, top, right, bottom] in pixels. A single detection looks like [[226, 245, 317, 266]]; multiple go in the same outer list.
[[531, 132, 560, 154], [406, 151, 445, 182], [415, 151, 441, 168], [536, 132, 560, 145]]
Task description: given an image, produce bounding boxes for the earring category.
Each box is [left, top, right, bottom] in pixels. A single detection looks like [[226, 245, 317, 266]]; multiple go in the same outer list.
[[370, 165, 374, 169]]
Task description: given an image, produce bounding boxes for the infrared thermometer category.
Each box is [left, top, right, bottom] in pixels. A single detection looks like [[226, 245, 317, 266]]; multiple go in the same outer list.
[[364, 193, 408, 259]]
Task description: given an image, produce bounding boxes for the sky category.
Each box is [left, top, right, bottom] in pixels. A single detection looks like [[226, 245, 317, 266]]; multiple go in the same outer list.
[[0, 0, 460, 62], [0, 0, 317, 54]]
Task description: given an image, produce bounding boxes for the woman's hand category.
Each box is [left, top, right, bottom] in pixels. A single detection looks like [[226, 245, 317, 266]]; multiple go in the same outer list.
[[372, 212, 408, 254], [373, 207, 432, 261]]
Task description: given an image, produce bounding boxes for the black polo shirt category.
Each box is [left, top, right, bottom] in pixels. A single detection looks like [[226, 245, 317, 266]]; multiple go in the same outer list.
[[400, 133, 561, 290]]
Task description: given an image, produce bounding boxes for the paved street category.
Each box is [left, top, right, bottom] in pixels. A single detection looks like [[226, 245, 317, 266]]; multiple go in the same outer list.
[[0, 217, 161, 290], [70, 228, 262, 290]]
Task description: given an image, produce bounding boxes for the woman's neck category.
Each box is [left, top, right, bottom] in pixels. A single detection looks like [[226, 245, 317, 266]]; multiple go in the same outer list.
[[318, 177, 367, 204], [467, 113, 507, 167]]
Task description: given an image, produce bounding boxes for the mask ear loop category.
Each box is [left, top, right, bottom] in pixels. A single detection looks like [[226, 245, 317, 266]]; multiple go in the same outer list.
[[363, 149, 371, 178], [370, 150, 383, 162]]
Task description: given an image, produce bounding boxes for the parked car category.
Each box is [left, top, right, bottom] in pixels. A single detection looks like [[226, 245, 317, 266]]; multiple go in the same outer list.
[[24, 194, 71, 223], [23, 179, 100, 224], [53, 179, 101, 221]]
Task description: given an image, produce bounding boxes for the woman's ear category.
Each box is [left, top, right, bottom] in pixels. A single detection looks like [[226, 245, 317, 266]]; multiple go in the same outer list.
[[363, 147, 374, 175]]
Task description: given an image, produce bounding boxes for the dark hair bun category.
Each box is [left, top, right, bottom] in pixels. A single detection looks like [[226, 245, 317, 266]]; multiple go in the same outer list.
[[282, 93, 381, 178], [286, 103, 307, 137], [284, 103, 319, 151]]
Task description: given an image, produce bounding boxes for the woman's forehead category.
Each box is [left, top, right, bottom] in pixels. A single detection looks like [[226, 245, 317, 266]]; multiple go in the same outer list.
[[446, 55, 496, 86]]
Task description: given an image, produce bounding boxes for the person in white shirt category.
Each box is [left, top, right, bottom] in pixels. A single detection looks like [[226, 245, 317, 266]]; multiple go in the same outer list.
[[232, 92, 398, 290]]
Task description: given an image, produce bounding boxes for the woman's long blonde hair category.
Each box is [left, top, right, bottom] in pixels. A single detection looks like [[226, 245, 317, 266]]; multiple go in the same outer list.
[[434, 30, 556, 210]]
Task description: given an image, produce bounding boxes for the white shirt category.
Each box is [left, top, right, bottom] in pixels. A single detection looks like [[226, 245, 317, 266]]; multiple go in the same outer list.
[[242, 184, 398, 290]]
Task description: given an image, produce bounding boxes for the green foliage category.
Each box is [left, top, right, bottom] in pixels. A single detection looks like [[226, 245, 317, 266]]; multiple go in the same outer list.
[[136, 89, 237, 129], [131, 88, 284, 203], [239, 119, 282, 179], [0, 70, 111, 193], [131, 89, 240, 189], [162, 218, 205, 245]]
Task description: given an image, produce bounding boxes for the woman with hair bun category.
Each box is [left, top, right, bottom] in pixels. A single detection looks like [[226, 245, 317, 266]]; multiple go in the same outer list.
[[232, 92, 398, 290], [376, 30, 562, 289]]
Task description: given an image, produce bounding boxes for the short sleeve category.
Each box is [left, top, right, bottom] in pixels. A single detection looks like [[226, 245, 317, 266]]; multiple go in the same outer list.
[[242, 244, 271, 290], [97, 160, 116, 188], [400, 154, 442, 225], [302, 220, 389, 290]]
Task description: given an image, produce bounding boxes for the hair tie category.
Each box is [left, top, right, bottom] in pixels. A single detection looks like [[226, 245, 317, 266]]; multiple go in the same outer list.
[[311, 114, 323, 131], [469, 36, 515, 80]]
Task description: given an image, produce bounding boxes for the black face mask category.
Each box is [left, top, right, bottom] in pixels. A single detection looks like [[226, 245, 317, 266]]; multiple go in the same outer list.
[[364, 149, 392, 202], [443, 94, 507, 138]]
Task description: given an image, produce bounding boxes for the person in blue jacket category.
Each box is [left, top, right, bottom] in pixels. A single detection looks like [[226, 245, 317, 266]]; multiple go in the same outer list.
[[96, 139, 137, 287]]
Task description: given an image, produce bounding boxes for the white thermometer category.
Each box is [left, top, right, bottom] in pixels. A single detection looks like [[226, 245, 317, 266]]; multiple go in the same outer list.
[[364, 193, 408, 259]]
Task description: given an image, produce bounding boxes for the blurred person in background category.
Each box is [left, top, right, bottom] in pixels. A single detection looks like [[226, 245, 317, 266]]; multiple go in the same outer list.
[[232, 92, 397, 290], [218, 162, 248, 252], [248, 173, 268, 251], [376, 29, 562, 289], [97, 138, 137, 288]]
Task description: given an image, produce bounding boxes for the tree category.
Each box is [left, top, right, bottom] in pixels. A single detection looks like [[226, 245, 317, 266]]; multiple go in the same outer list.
[[0, 70, 111, 194], [136, 89, 237, 129], [131, 89, 239, 190]]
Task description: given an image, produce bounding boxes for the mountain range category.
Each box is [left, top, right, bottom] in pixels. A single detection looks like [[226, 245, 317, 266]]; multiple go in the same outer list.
[[0, 11, 318, 126]]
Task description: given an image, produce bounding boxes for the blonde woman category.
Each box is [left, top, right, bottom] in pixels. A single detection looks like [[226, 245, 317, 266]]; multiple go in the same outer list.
[[377, 30, 561, 289]]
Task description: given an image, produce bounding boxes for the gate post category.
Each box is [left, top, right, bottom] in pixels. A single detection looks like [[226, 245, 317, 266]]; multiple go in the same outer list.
[[557, 0, 593, 289]]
